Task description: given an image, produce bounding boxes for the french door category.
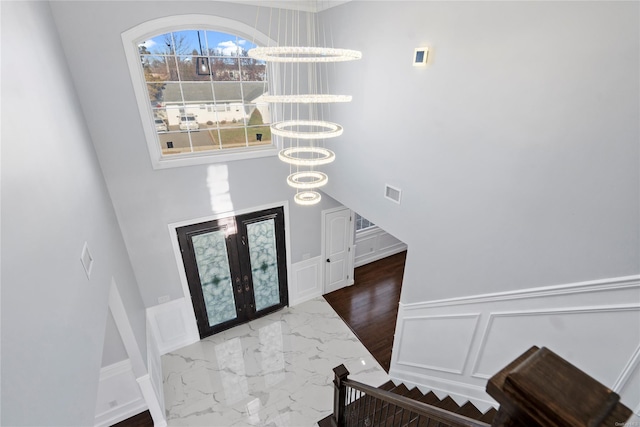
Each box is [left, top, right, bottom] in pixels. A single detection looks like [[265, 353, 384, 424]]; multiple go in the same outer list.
[[177, 207, 288, 339]]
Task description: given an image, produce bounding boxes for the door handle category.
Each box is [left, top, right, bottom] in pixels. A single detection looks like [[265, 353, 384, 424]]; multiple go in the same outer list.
[[326, 258, 331, 263]]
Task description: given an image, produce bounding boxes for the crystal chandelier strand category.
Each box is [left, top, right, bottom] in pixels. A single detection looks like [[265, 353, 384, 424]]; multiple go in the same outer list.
[[262, 94, 352, 104], [294, 191, 322, 205], [278, 147, 335, 166], [287, 171, 328, 189], [248, 46, 362, 63], [271, 120, 343, 140]]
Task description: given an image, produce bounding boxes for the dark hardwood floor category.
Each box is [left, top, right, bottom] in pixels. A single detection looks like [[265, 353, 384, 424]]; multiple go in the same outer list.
[[113, 410, 153, 427], [324, 251, 407, 372]]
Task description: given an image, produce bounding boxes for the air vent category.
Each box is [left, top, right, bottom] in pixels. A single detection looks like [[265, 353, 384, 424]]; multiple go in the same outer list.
[[385, 184, 402, 204]]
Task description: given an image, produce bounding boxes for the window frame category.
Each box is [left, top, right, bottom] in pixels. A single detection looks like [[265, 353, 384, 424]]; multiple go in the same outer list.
[[122, 15, 277, 170], [354, 213, 377, 233]]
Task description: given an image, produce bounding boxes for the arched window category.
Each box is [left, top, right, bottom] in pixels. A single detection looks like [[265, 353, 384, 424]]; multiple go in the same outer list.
[[122, 16, 275, 169]]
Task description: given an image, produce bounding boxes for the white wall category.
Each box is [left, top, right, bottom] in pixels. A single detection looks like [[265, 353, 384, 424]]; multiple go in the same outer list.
[[318, 0, 640, 414], [49, 1, 342, 309], [1, 1, 147, 425], [390, 276, 640, 414], [320, 1, 639, 302]]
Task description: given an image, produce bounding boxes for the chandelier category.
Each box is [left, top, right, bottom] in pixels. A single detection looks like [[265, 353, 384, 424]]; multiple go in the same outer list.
[[248, 8, 362, 206]]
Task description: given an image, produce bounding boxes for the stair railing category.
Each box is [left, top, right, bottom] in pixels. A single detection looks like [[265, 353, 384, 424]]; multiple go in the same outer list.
[[331, 365, 491, 427]]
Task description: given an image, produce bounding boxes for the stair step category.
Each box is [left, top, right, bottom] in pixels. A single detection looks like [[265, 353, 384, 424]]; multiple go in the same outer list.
[[405, 387, 425, 400], [416, 391, 441, 406], [437, 396, 461, 412], [390, 384, 411, 396], [379, 380, 396, 391], [480, 407, 498, 423], [456, 401, 483, 419], [373, 382, 493, 426]]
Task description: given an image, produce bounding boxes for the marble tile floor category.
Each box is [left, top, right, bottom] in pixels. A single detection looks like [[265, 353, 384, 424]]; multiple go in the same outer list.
[[162, 297, 390, 426]]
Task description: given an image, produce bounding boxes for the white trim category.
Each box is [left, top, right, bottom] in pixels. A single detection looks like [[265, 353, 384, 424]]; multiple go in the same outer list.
[[396, 313, 480, 375], [107, 280, 168, 426], [354, 225, 407, 268], [167, 201, 292, 347], [94, 360, 147, 427], [390, 275, 640, 413], [137, 375, 167, 427], [613, 344, 640, 393], [99, 359, 133, 379], [470, 304, 640, 380], [289, 256, 323, 306], [108, 281, 146, 378], [401, 275, 640, 310], [146, 298, 199, 355], [121, 14, 277, 170], [390, 367, 496, 413]]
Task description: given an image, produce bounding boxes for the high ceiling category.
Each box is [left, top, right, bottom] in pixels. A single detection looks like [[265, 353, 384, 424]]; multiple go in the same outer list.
[[221, 0, 351, 13]]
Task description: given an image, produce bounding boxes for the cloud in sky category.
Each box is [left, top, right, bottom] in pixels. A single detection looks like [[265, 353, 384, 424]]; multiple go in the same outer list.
[[140, 39, 157, 49], [217, 39, 248, 55]]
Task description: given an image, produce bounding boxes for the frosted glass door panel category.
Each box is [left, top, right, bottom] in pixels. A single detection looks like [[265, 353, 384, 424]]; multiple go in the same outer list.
[[247, 219, 280, 311], [191, 230, 237, 327]]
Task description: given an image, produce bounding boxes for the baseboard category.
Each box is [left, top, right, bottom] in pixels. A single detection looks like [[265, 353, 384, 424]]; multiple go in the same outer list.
[[390, 275, 640, 414], [94, 360, 147, 427]]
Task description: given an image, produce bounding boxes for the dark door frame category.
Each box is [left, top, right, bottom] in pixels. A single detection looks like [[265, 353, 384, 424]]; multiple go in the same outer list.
[[175, 206, 289, 338]]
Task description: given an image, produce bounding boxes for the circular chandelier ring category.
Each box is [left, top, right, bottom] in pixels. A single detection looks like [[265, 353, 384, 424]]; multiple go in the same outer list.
[[262, 94, 352, 104], [271, 120, 343, 140], [294, 191, 322, 205], [278, 147, 335, 166], [248, 46, 362, 63], [287, 171, 328, 189]]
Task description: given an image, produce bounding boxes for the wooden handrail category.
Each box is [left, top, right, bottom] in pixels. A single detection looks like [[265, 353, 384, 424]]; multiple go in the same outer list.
[[329, 346, 634, 427], [331, 365, 491, 427], [486, 346, 633, 427]]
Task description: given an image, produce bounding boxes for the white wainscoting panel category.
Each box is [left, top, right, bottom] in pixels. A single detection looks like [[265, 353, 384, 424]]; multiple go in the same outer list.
[[146, 297, 199, 355], [397, 314, 480, 374], [354, 227, 406, 267], [390, 275, 640, 414], [290, 256, 323, 306], [94, 360, 146, 427]]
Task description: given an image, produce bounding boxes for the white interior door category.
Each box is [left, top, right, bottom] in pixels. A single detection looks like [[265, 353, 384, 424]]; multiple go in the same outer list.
[[323, 207, 354, 294]]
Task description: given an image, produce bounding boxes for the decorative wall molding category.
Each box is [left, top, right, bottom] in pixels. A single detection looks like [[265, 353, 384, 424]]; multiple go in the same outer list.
[[402, 275, 640, 310], [146, 298, 199, 356], [94, 360, 146, 427], [471, 305, 640, 381], [290, 256, 323, 306], [354, 226, 407, 267], [396, 314, 480, 375], [390, 275, 640, 415]]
